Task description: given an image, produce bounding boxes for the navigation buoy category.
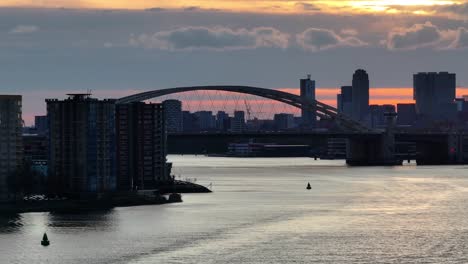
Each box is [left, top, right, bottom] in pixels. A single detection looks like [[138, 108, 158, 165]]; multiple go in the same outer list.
[[306, 182, 311, 190], [41, 233, 50, 246]]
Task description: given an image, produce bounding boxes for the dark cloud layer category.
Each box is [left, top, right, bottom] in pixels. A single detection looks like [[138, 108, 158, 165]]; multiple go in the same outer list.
[[386, 22, 448, 50], [130, 26, 289, 50], [386, 22, 468, 51], [0, 7, 467, 92], [296, 28, 366, 51]]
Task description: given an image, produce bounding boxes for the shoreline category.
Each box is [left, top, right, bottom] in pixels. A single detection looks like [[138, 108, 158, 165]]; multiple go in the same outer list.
[[0, 181, 211, 214]]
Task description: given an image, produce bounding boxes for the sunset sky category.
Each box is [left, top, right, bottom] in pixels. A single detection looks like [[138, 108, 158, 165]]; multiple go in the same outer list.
[[1, 1, 468, 123]]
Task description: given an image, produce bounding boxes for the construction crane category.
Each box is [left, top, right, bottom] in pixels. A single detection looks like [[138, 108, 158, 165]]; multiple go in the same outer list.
[[244, 99, 252, 121]]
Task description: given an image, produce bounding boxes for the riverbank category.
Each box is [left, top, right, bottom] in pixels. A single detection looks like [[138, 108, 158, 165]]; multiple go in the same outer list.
[[0, 181, 211, 214], [159, 180, 212, 193]]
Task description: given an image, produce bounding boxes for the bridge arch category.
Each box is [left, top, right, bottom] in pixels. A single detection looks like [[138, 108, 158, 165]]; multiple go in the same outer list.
[[116, 86, 371, 132]]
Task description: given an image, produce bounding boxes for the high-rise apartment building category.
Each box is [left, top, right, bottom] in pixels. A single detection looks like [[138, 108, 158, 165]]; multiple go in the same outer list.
[[0, 95, 23, 201], [46, 94, 116, 195], [162, 99, 183, 133], [300, 75, 316, 128], [352, 69, 370, 122], [116, 102, 171, 191], [413, 72, 456, 120]]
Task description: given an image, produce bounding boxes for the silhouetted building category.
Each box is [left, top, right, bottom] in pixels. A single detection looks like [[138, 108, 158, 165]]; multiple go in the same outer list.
[[23, 134, 47, 161], [162, 99, 183, 133], [116, 102, 170, 191], [352, 69, 369, 122], [370, 104, 395, 128], [274, 113, 295, 130], [455, 98, 465, 112], [194, 111, 216, 130], [300, 75, 316, 128], [397, 103, 417, 126], [0, 95, 23, 201], [231, 111, 246, 132], [216, 111, 230, 131], [34, 115, 48, 136], [23, 134, 48, 182], [246, 119, 274, 131], [46, 94, 116, 195], [337, 86, 352, 115], [182, 111, 198, 132], [413, 72, 456, 120]]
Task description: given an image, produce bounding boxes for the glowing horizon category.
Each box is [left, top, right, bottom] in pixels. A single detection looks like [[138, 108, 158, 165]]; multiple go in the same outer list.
[[0, 0, 463, 15], [21, 87, 468, 125]]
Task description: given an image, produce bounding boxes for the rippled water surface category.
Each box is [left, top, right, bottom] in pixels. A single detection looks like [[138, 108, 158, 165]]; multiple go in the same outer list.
[[2, 156, 468, 263]]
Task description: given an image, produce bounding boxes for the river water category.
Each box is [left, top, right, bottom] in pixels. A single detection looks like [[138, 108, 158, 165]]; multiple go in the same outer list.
[[2, 156, 468, 263]]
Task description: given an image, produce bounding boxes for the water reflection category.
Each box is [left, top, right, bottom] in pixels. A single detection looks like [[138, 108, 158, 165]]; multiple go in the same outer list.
[[0, 214, 23, 233], [47, 209, 117, 232]]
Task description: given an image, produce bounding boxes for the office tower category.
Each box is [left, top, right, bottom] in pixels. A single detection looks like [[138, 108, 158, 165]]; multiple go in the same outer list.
[[0, 95, 23, 201], [413, 72, 456, 119], [338, 86, 352, 115], [162, 99, 183, 133], [352, 69, 370, 121], [216, 111, 230, 131], [274, 113, 295, 130], [116, 102, 170, 191], [397, 103, 417, 126], [46, 94, 116, 195], [231, 111, 246, 132], [34, 115, 48, 136], [194, 111, 216, 130], [300, 75, 316, 128]]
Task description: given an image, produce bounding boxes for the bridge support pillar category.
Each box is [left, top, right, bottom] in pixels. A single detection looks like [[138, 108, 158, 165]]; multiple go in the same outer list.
[[416, 133, 468, 165], [346, 135, 401, 166], [346, 113, 401, 166]]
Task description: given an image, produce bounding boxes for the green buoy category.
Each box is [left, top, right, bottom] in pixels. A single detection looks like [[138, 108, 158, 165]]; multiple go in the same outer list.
[[41, 233, 50, 246]]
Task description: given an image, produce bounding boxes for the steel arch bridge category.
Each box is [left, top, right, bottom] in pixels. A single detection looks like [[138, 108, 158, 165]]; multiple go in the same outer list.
[[116, 85, 371, 132]]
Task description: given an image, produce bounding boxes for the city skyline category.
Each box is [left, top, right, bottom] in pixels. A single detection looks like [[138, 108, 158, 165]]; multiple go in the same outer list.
[[17, 86, 468, 125]]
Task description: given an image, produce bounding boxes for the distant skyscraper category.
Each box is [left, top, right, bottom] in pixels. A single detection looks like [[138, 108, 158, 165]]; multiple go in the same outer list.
[[352, 69, 370, 122], [0, 95, 23, 201], [162, 99, 183, 133], [46, 94, 116, 195], [300, 75, 316, 128], [116, 102, 170, 191], [231, 111, 246, 132], [413, 72, 456, 120], [337, 86, 352, 115]]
